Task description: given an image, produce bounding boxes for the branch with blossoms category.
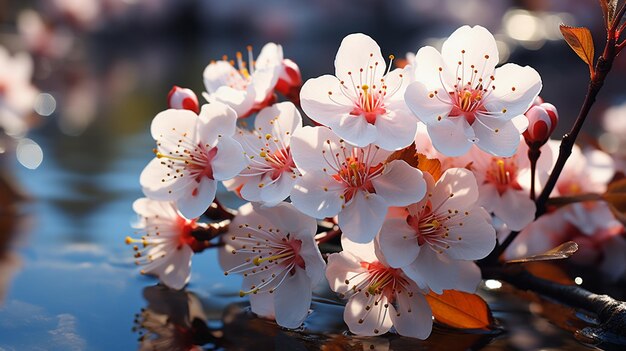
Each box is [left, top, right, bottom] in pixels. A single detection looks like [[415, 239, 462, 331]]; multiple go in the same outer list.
[[126, 1, 626, 346]]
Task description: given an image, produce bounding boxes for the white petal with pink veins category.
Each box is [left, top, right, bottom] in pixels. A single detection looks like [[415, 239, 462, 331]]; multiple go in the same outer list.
[[176, 177, 217, 219], [290, 126, 344, 174], [290, 171, 344, 218], [338, 191, 388, 243], [405, 81, 452, 124], [274, 267, 312, 328], [154, 245, 193, 290], [485, 64, 542, 119], [473, 118, 521, 157], [373, 108, 418, 150], [426, 118, 473, 156], [341, 236, 380, 263], [371, 160, 426, 207], [441, 25, 499, 82], [445, 208, 496, 260], [334, 33, 385, 83], [377, 218, 420, 268], [494, 189, 536, 231], [344, 291, 393, 336], [258, 173, 297, 206], [391, 283, 433, 339], [211, 137, 246, 180], [430, 168, 479, 210], [300, 75, 353, 127], [255, 102, 302, 140]]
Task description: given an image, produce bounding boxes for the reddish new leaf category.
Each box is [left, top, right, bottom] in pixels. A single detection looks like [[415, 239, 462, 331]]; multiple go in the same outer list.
[[425, 290, 492, 330], [386, 143, 418, 167], [505, 241, 578, 264], [599, 0, 618, 28], [560, 25, 595, 77], [416, 153, 443, 181]]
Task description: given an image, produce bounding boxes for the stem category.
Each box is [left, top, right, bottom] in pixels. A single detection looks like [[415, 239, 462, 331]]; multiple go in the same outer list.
[[528, 147, 541, 201], [483, 265, 626, 344]]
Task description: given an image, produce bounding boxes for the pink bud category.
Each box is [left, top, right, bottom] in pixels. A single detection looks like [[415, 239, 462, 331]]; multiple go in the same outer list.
[[275, 59, 302, 100], [167, 86, 199, 114], [523, 103, 559, 146]]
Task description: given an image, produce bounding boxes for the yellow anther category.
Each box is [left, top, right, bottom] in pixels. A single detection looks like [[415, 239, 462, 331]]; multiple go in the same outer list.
[[362, 84, 369, 91], [265, 134, 272, 140], [125, 236, 133, 244], [259, 151, 267, 157]]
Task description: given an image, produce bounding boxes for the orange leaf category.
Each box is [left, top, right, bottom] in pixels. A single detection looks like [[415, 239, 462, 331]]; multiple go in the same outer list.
[[386, 143, 418, 167], [425, 290, 492, 330], [505, 241, 578, 263], [416, 153, 443, 181], [560, 25, 595, 77], [523, 262, 574, 285]]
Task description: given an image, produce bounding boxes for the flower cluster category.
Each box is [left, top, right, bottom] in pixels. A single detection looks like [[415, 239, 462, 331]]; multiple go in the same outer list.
[[126, 25, 626, 340]]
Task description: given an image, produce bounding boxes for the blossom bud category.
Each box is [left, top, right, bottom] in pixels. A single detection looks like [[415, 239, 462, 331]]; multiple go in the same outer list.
[[167, 86, 199, 114], [274, 59, 302, 101], [523, 103, 558, 146]]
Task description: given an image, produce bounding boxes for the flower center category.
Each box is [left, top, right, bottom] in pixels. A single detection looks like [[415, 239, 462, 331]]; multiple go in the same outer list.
[[485, 157, 521, 195], [322, 143, 384, 202], [225, 227, 305, 296], [155, 143, 218, 195]]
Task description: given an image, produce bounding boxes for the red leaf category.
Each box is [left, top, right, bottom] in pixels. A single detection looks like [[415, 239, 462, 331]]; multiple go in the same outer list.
[[560, 25, 595, 77], [425, 290, 493, 330]]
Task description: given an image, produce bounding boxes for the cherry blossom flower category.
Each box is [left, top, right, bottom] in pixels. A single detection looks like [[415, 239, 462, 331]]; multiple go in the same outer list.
[[404, 25, 542, 157], [224, 102, 301, 206], [326, 236, 432, 339], [290, 126, 427, 243], [300, 33, 416, 150], [203, 43, 283, 118], [454, 142, 553, 231], [0, 46, 38, 137], [219, 202, 326, 329], [167, 86, 199, 114], [377, 168, 495, 293], [140, 103, 246, 219], [126, 198, 204, 290], [551, 142, 614, 197]]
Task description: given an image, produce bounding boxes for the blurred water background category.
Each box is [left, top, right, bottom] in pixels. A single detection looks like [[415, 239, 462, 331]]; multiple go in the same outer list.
[[1, 0, 625, 349]]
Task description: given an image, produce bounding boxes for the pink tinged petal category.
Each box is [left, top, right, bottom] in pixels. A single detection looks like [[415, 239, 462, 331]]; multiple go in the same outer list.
[[371, 160, 426, 207], [373, 109, 418, 151], [404, 81, 452, 124], [335, 113, 378, 147], [239, 177, 263, 203], [176, 177, 217, 219], [407, 249, 481, 294], [341, 236, 379, 263], [290, 126, 343, 174], [493, 189, 535, 231], [255, 101, 302, 140], [477, 183, 500, 213], [259, 202, 318, 239], [197, 102, 238, 145], [391, 286, 433, 339], [338, 191, 388, 243], [273, 267, 313, 328], [445, 207, 496, 260], [290, 171, 344, 218], [249, 291, 276, 319], [441, 25, 499, 81], [296, 232, 327, 286], [258, 174, 297, 206], [432, 168, 479, 208], [473, 118, 521, 157], [486, 64, 542, 119], [211, 137, 246, 180], [203, 60, 241, 92], [427, 118, 473, 157], [140, 157, 191, 201], [585, 148, 615, 185], [300, 75, 353, 128], [325, 252, 365, 295], [150, 109, 198, 144], [334, 33, 385, 83], [154, 245, 193, 290], [376, 218, 420, 268], [344, 292, 393, 336]]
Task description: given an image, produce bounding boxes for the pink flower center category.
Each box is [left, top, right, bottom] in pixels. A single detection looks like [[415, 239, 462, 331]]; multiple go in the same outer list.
[[484, 157, 521, 195], [322, 143, 384, 202], [351, 261, 409, 299], [156, 143, 218, 196]]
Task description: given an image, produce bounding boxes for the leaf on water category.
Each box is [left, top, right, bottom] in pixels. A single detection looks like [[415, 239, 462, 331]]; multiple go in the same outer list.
[[602, 178, 626, 225], [416, 153, 443, 181], [386, 142, 418, 167], [505, 241, 579, 264], [425, 290, 493, 330], [559, 25, 595, 77], [523, 262, 575, 285]]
